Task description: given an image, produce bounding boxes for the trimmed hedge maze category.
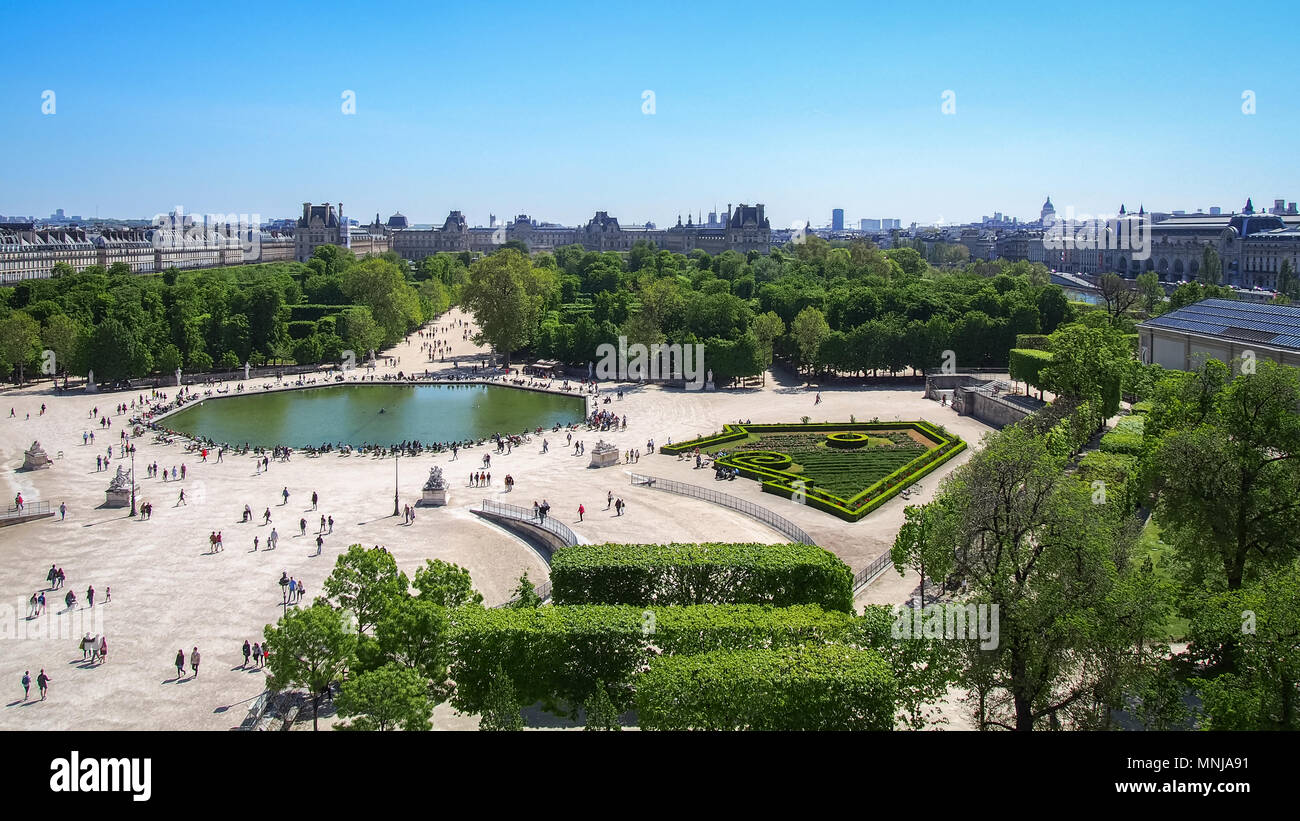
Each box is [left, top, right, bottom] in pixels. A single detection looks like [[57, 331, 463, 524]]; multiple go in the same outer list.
[[661, 421, 967, 522]]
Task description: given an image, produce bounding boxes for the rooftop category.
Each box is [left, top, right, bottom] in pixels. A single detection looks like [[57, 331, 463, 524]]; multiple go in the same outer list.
[[1140, 298, 1300, 352]]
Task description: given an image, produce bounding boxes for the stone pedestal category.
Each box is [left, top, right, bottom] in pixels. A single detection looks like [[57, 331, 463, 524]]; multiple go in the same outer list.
[[104, 488, 131, 508], [419, 487, 447, 507], [22, 441, 52, 470], [589, 441, 620, 468]]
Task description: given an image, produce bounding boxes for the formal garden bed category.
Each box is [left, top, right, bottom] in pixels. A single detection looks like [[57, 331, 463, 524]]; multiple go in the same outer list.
[[661, 421, 966, 522]]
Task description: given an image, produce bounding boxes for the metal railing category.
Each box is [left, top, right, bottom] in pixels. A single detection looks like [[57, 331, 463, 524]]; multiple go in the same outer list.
[[478, 499, 578, 548], [494, 580, 553, 609], [3, 500, 51, 519], [853, 551, 895, 591], [627, 473, 816, 545]]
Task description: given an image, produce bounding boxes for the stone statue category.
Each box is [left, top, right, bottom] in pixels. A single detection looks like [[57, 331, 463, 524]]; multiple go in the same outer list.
[[175, 367, 182, 387], [244, 362, 251, 381], [108, 465, 132, 491], [86, 369, 96, 393], [23, 441, 52, 470], [423, 465, 446, 491]]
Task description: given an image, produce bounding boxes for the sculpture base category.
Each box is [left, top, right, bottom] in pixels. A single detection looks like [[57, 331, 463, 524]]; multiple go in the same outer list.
[[419, 488, 447, 507], [588, 449, 620, 468], [104, 489, 132, 508], [23, 454, 51, 471]]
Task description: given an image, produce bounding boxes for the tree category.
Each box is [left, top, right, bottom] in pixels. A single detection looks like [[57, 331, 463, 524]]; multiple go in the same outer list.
[[1040, 323, 1129, 413], [920, 427, 1170, 730], [508, 571, 543, 608], [479, 664, 525, 731], [583, 680, 622, 731], [322, 545, 410, 636], [373, 596, 452, 699], [460, 249, 547, 366], [0, 312, 41, 384], [341, 258, 421, 345], [1278, 259, 1299, 300], [891, 504, 950, 611], [1150, 360, 1300, 591], [1135, 271, 1164, 314], [40, 314, 84, 376], [411, 559, 483, 608], [1186, 561, 1300, 730], [338, 306, 384, 357], [1199, 246, 1222, 285], [263, 602, 356, 731], [1097, 273, 1141, 325], [751, 311, 785, 383], [791, 305, 830, 378], [335, 663, 433, 731]]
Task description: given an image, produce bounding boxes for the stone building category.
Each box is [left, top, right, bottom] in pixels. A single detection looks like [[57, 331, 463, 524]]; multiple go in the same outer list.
[[0, 225, 98, 282], [390, 202, 770, 260]]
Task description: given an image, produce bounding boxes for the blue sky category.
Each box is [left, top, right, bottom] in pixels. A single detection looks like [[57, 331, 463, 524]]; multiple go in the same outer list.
[[1, 0, 1295, 229]]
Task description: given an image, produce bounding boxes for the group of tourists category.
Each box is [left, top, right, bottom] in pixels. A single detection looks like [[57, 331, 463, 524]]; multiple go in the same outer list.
[[241, 639, 268, 669], [279, 572, 307, 604]]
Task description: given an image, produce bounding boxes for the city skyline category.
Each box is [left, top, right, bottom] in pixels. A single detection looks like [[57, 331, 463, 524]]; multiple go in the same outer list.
[[2, 0, 1296, 228]]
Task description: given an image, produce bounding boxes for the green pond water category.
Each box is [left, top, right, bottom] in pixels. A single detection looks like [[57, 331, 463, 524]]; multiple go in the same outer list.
[[162, 384, 585, 448]]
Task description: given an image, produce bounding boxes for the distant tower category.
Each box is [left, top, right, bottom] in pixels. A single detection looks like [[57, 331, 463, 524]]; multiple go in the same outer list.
[[1040, 196, 1055, 224], [1243, 198, 1255, 214], [832, 209, 845, 231], [338, 203, 350, 249]]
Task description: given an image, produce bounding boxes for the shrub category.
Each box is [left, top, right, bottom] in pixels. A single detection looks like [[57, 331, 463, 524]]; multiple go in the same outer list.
[[1014, 333, 1052, 351], [1078, 451, 1141, 514], [447, 603, 855, 715], [635, 645, 896, 730], [1099, 414, 1144, 455], [550, 542, 854, 612], [1008, 348, 1053, 389]]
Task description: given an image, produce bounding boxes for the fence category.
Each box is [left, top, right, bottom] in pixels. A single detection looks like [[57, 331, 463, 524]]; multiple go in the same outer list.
[[478, 499, 578, 549], [3, 500, 51, 520], [853, 551, 895, 591], [627, 473, 816, 545]]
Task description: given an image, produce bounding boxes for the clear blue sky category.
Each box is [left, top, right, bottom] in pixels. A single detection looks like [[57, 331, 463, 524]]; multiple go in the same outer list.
[[2, 0, 1295, 229]]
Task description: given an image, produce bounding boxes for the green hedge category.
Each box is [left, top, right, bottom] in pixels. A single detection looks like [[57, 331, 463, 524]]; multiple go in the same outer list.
[[660, 421, 967, 522], [287, 303, 360, 322], [1014, 334, 1052, 351], [1099, 414, 1144, 455], [1008, 348, 1053, 389], [550, 542, 854, 612], [447, 604, 854, 714], [635, 645, 897, 730], [1077, 451, 1140, 514], [287, 320, 316, 340], [1016, 396, 1103, 466]]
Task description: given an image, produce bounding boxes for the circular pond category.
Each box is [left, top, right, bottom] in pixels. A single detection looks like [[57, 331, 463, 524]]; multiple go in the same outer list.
[[161, 384, 585, 448]]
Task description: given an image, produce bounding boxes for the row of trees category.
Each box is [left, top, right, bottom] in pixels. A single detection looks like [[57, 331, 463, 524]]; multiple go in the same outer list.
[[457, 237, 1076, 383], [0, 247, 448, 384]]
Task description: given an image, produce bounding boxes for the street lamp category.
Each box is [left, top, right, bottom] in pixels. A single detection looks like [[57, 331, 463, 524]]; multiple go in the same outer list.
[[393, 450, 400, 517], [129, 442, 137, 517]]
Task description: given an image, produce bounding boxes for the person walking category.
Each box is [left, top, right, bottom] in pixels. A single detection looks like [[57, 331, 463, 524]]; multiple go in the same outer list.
[[242, 640, 251, 668], [21, 670, 31, 701], [311, 491, 318, 510], [87, 585, 94, 607], [59, 501, 66, 521], [175, 650, 186, 680], [251, 642, 261, 668], [281, 487, 289, 506], [315, 534, 324, 556], [190, 647, 200, 677], [98, 636, 107, 665], [36, 670, 50, 700], [177, 488, 186, 506], [327, 515, 334, 534], [578, 504, 585, 522], [299, 518, 307, 536], [606, 490, 613, 510]]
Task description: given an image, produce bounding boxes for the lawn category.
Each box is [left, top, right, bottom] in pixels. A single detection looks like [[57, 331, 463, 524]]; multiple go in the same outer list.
[[664, 421, 966, 522]]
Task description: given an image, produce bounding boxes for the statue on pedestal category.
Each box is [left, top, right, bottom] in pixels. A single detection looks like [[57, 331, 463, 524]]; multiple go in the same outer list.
[[23, 441, 52, 470], [420, 465, 447, 506]]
